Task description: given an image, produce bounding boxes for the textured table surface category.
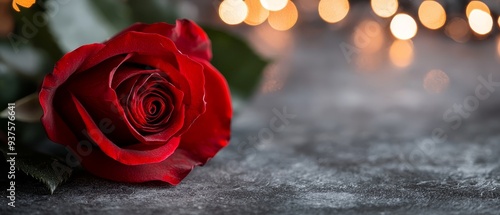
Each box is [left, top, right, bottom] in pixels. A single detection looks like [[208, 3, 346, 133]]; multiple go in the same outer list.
[[2, 15, 500, 214]]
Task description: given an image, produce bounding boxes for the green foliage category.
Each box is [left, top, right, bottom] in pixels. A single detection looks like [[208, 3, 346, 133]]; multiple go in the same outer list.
[[204, 27, 268, 99], [1, 146, 72, 194]]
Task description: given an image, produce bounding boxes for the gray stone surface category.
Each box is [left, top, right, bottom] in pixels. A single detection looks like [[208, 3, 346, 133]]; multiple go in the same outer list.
[[2, 9, 500, 214]]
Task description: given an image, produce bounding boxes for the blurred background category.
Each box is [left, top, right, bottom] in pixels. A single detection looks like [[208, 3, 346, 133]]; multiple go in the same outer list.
[[2, 0, 500, 213]]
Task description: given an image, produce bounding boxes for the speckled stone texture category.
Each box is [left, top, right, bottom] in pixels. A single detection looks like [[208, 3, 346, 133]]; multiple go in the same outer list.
[[2, 13, 500, 214]]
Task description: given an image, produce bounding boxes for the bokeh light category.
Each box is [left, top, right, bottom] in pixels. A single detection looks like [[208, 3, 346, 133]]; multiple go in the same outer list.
[[390, 13, 417, 40], [371, 0, 398, 18], [497, 16, 500, 29], [389, 40, 414, 68], [466, 1, 490, 18], [260, 0, 288, 11], [468, 9, 493, 35], [445, 17, 470, 43], [353, 20, 384, 53], [219, 0, 248, 25], [423, 69, 449, 94], [497, 36, 500, 58], [418, 0, 446, 30], [268, 1, 298, 31], [245, 0, 269, 26], [318, 0, 350, 24]]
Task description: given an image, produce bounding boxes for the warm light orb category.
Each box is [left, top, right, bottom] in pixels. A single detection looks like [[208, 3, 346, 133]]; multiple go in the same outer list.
[[423, 69, 449, 94], [497, 36, 500, 58], [371, 0, 398, 18], [245, 0, 269, 26], [389, 40, 414, 68], [390, 13, 418, 40], [445, 17, 470, 43], [353, 20, 384, 53], [260, 0, 289, 11], [468, 9, 493, 35], [219, 0, 248, 25], [318, 0, 350, 23], [268, 1, 298, 31], [418, 0, 446, 30], [497, 16, 500, 29], [466, 1, 490, 18]]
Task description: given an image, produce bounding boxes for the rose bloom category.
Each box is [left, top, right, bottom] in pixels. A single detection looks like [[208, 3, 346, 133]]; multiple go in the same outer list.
[[39, 20, 232, 185]]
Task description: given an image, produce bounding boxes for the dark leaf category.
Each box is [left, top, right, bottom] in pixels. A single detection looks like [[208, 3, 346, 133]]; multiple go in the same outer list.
[[88, 0, 133, 30], [1, 147, 72, 194], [204, 27, 269, 99]]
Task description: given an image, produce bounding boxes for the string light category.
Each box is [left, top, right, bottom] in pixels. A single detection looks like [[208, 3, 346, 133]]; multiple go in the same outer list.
[[445, 17, 470, 43], [268, 0, 298, 31], [219, 0, 248, 25], [318, 0, 350, 24], [219, 0, 499, 42], [390, 13, 417, 40], [371, 0, 398, 18], [260, 0, 289, 11], [245, 0, 269, 26], [353, 20, 384, 54], [466, 1, 490, 18], [497, 36, 500, 58], [468, 9, 493, 35], [423, 69, 449, 94], [389, 40, 414, 68], [418, 0, 446, 30]]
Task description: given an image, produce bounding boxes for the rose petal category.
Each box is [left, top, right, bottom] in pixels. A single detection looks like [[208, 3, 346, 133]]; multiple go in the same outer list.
[[110, 19, 211, 61], [179, 59, 232, 165], [79, 32, 206, 133], [129, 53, 206, 134], [71, 94, 181, 165], [75, 146, 201, 184], [40, 43, 105, 145], [64, 54, 139, 146]]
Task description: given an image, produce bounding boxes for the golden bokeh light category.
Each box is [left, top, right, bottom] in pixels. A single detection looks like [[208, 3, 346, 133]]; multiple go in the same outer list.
[[250, 23, 293, 56], [466, 1, 490, 18], [423, 69, 449, 94], [497, 36, 500, 58], [353, 20, 384, 53], [371, 0, 398, 18], [268, 1, 298, 31], [318, 0, 350, 24], [389, 40, 414, 68], [219, 0, 248, 25], [12, 0, 36, 12], [390, 13, 417, 40], [245, 0, 269, 26], [418, 0, 446, 30], [260, 0, 289, 11], [497, 16, 500, 29], [468, 9, 493, 35], [445, 17, 470, 43]]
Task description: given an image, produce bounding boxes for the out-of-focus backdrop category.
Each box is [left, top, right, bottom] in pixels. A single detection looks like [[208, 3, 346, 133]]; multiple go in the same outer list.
[[2, 0, 500, 214]]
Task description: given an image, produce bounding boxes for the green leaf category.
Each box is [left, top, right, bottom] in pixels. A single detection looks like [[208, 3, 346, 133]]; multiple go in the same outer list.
[[88, 0, 133, 30], [1, 147, 72, 194], [0, 93, 42, 123], [10, 2, 64, 63], [17, 155, 72, 194], [126, 0, 178, 23], [45, 0, 116, 52], [204, 27, 269, 99]]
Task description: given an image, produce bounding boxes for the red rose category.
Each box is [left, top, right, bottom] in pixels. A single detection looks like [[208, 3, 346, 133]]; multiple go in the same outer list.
[[39, 20, 232, 185]]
